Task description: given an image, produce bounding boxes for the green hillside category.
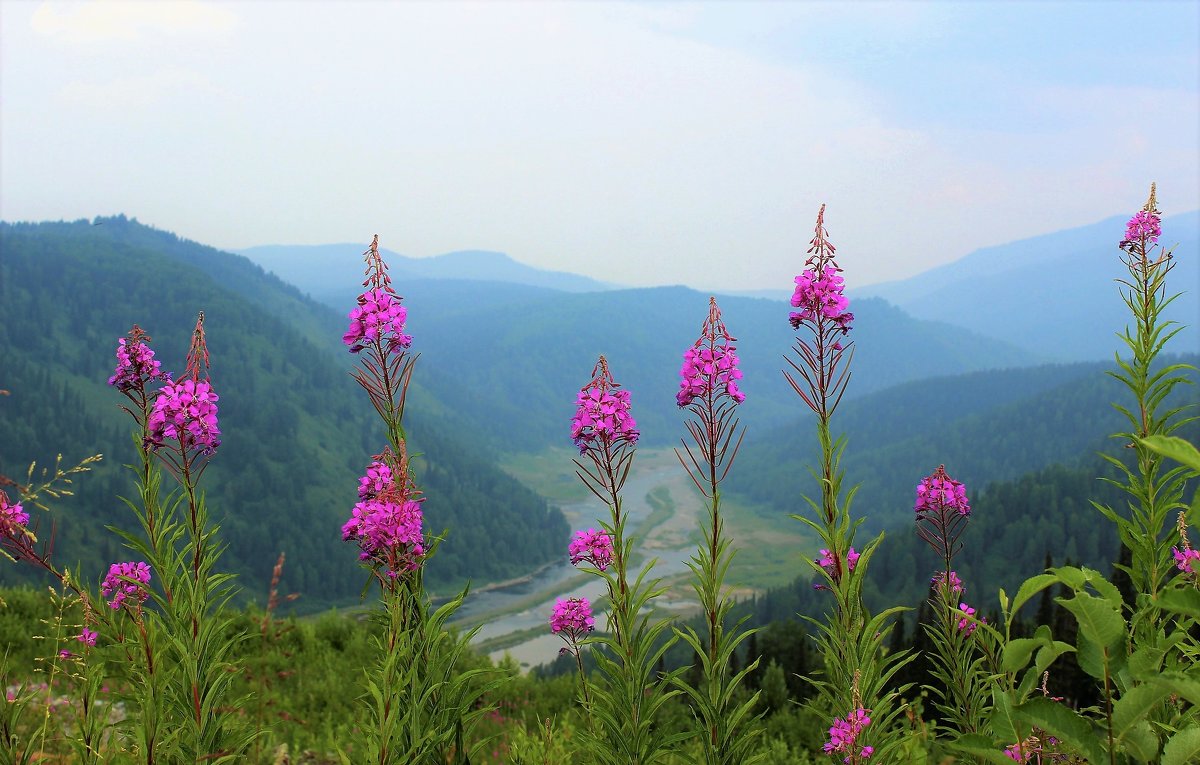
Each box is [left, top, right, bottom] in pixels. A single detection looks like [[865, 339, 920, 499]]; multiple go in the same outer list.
[[0, 219, 568, 608], [731, 356, 1199, 531]]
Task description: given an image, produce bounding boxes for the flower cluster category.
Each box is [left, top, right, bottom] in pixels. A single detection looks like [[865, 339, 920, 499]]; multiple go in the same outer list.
[[343, 287, 413, 354], [147, 378, 221, 455], [102, 561, 152, 611], [77, 628, 98, 647], [358, 460, 394, 501], [0, 490, 29, 537], [677, 345, 746, 407], [550, 597, 595, 640], [915, 466, 970, 517], [931, 570, 964, 597], [1122, 209, 1161, 247], [342, 456, 425, 574], [817, 547, 859, 576], [823, 707, 873, 762], [571, 357, 639, 454], [957, 602, 983, 636], [1173, 547, 1199, 576], [108, 327, 170, 392], [342, 497, 424, 569], [677, 298, 746, 408], [569, 528, 614, 571], [789, 266, 854, 332], [1004, 735, 1061, 763]]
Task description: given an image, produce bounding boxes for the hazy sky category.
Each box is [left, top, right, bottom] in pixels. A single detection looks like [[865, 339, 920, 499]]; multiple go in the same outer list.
[[2, 1, 1197, 290]]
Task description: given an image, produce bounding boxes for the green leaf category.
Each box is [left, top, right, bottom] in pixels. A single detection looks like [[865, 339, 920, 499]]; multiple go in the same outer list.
[[1002, 638, 1041, 674], [1011, 574, 1058, 618], [1057, 592, 1125, 649], [990, 690, 1018, 742], [1152, 671, 1200, 707], [1156, 587, 1200, 619], [1163, 726, 1200, 765], [1112, 683, 1171, 741], [1013, 697, 1105, 765], [1122, 720, 1160, 762], [1140, 435, 1200, 473]]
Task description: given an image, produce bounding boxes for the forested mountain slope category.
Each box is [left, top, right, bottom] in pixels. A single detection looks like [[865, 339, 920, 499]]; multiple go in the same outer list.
[[731, 356, 1199, 532], [0, 219, 567, 608]]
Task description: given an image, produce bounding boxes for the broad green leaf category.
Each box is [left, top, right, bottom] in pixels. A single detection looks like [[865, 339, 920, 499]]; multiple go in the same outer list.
[[1140, 435, 1200, 472], [1057, 592, 1125, 649], [1163, 726, 1200, 765], [1156, 587, 1200, 619], [1002, 638, 1041, 674], [1010, 574, 1057, 619], [1112, 683, 1172, 740], [990, 690, 1018, 742], [1152, 671, 1200, 706], [1013, 697, 1105, 765], [1122, 720, 1160, 763]]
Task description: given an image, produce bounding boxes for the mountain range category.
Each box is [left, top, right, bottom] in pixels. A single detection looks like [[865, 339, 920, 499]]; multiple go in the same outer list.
[[853, 211, 1199, 361]]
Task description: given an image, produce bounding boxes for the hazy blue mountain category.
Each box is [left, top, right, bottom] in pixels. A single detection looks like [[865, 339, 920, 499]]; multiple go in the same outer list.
[[853, 211, 1199, 360], [304, 282, 1037, 452], [238, 243, 617, 298]]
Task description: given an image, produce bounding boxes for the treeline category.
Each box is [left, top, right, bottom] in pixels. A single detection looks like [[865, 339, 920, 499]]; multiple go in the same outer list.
[[0, 220, 567, 607]]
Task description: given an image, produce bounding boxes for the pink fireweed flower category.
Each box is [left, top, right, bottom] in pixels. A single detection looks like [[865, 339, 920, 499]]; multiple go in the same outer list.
[[915, 466, 970, 517], [823, 707, 873, 762], [817, 547, 859, 578], [102, 561, 151, 611], [571, 356, 639, 454], [569, 528, 614, 571], [1173, 547, 1200, 576], [358, 460, 394, 501], [343, 287, 413, 354], [1123, 209, 1161, 247], [957, 602, 982, 635], [0, 490, 29, 537], [342, 449, 425, 574], [147, 378, 221, 455], [108, 326, 170, 392], [677, 297, 746, 408], [550, 597, 595, 641], [931, 570, 965, 597], [77, 628, 98, 647], [789, 266, 854, 332]]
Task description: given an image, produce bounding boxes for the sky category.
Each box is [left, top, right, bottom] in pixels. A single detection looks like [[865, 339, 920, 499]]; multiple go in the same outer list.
[[1, 0, 1197, 291]]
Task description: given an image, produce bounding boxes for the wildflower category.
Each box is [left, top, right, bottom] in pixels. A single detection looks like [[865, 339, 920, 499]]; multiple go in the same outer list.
[[823, 707, 873, 762], [817, 547, 859, 578], [358, 460, 394, 501], [101, 561, 152, 611], [931, 570, 965, 597], [571, 357, 639, 454], [108, 326, 170, 392], [677, 297, 745, 408], [1173, 547, 1200, 576], [342, 450, 425, 574], [58, 650, 72, 660], [550, 597, 595, 640], [342, 498, 424, 569], [343, 287, 412, 354], [790, 266, 854, 332], [1122, 209, 1161, 247], [77, 628, 98, 647], [0, 490, 29, 536], [569, 528, 614, 571], [147, 378, 221, 454], [957, 602, 981, 635], [915, 466, 970, 517]]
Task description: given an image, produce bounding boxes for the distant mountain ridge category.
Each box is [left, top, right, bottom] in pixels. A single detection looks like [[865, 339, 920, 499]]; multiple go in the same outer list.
[[853, 210, 1200, 361], [238, 243, 618, 297]]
